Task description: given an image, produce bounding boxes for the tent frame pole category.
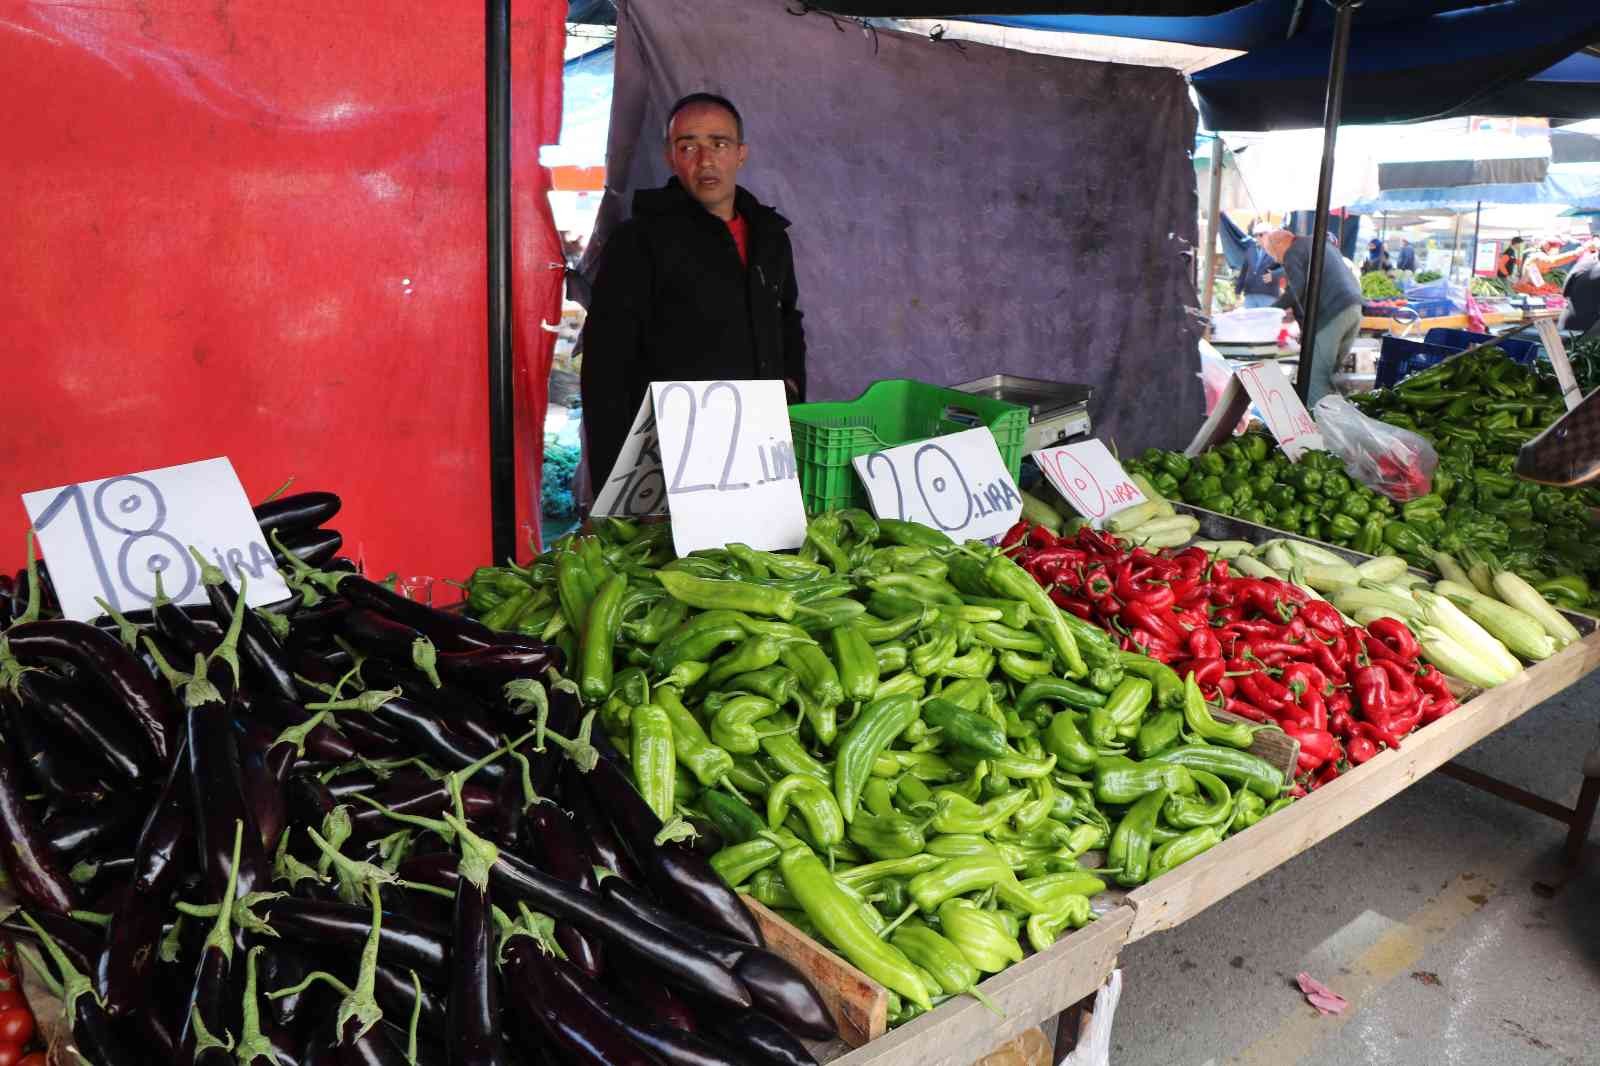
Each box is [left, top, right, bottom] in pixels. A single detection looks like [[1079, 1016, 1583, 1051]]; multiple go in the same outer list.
[[1295, 0, 1360, 403], [1468, 200, 1484, 281], [487, 0, 516, 564], [1200, 140, 1226, 317]]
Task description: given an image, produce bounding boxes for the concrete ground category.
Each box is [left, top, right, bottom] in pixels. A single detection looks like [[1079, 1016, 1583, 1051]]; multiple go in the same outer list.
[[1110, 670, 1600, 1066]]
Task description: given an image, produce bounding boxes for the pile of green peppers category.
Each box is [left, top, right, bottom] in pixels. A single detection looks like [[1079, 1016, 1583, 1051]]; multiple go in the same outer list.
[[1352, 348, 1600, 607], [466, 512, 1293, 1025], [1126, 434, 1397, 552]]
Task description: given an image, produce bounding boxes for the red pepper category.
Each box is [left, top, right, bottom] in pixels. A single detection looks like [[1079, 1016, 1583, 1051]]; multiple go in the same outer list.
[[1209, 559, 1232, 581], [1188, 657, 1225, 690], [1279, 662, 1329, 701], [1029, 546, 1088, 572], [1327, 708, 1354, 738], [1122, 601, 1178, 645], [1218, 675, 1236, 698], [1297, 600, 1345, 637], [1372, 659, 1419, 709], [1186, 628, 1222, 661], [1168, 575, 1202, 606], [1025, 524, 1059, 550], [1365, 616, 1420, 661], [1419, 695, 1458, 725], [1080, 564, 1114, 600], [1130, 584, 1177, 613], [1223, 697, 1273, 723], [1048, 589, 1094, 619], [1210, 603, 1243, 626], [1385, 703, 1423, 738], [1361, 633, 1404, 664], [1311, 640, 1348, 683], [1222, 619, 1283, 639], [1000, 521, 1030, 550], [1288, 724, 1336, 770], [1238, 671, 1293, 715], [1249, 640, 1316, 661], [1351, 720, 1401, 751], [1272, 578, 1311, 606], [1300, 690, 1328, 731], [1414, 665, 1453, 702], [1347, 735, 1379, 765], [1352, 665, 1390, 722], [1312, 754, 1344, 790], [1235, 579, 1294, 622]]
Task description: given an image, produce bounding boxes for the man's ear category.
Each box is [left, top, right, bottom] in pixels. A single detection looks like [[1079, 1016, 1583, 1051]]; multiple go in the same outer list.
[[738, 143, 749, 168]]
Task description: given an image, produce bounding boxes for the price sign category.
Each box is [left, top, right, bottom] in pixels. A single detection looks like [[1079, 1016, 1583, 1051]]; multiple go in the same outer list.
[[594, 380, 807, 557], [1032, 440, 1146, 528], [852, 428, 1022, 541], [21, 457, 291, 622], [1234, 361, 1324, 460]]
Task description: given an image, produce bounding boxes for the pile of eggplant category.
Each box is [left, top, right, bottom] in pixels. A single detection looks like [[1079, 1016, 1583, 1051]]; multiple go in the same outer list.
[[0, 498, 834, 1065]]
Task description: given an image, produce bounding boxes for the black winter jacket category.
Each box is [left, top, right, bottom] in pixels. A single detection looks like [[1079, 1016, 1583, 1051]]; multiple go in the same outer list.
[[580, 178, 806, 488]]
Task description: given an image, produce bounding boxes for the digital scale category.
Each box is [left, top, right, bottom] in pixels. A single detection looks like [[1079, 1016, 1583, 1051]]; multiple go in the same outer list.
[[952, 375, 1094, 453]]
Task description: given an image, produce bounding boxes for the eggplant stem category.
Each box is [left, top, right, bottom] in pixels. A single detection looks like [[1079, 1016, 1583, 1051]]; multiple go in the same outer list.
[[68, 910, 111, 927], [12, 941, 64, 1001], [17, 909, 99, 1018], [335, 886, 386, 1043], [159, 916, 186, 963], [261, 476, 296, 503], [141, 635, 193, 692], [235, 945, 275, 1064], [398, 880, 455, 900], [94, 596, 141, 651], [441, 802, 499, 893], [316, 807, 354, 877], [202, 821, 247, 963], [273, 829, 326, 888], [255, 606, 290, 642], [411, 637, 442, 689], [514, 902, 566, 960], [16, 530, 41, 625], [653, 815, 699, 847], [267, 970, 353, 1001], [405, 969, 423, 1066], [306, 826, 399, 905], [271, 710, 340, 758], [187, 545, 228, 590], [206, 570, 249, 688], [350, 792, 454, 842]]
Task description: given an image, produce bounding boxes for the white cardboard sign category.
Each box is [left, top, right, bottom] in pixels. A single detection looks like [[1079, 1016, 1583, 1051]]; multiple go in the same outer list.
[[852, 428, 1022, 541], [21, 457, 291, 621], [1032, 440, 1147, 529], [592, 380, 807, 557], [1184, 361, 1325, 460]]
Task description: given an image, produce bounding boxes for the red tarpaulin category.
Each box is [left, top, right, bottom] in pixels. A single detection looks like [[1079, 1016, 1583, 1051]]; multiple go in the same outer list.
[[1, 0, 566, 586]]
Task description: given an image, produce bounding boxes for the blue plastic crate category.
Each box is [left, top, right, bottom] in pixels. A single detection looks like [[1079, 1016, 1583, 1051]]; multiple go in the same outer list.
[[1374, 337, 1465, 389], [1422, 327, 1539, 364]]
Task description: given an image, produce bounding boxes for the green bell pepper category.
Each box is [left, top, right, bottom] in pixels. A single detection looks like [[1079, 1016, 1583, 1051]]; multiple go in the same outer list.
[[1338, 495, 1372, 519], [1327, 514, 1361, 544]]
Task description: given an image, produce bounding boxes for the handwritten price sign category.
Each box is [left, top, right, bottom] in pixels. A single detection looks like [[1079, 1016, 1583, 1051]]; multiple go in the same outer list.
[[592, 380, 807, 556], [853, 428, 1023, 541], [1032, 440, 1147, 528], [21, 458, 291, 622], [1235, 361, 1324, 460]]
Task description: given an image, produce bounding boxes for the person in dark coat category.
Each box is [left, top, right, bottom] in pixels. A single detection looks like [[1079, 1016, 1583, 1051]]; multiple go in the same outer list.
[[1561, 240, 1600, 337], [1394, 238, 1417, 287], [1361, 238, 1392, 275], [1235, 221, 1283, 309], [580, 93, 806, 491]]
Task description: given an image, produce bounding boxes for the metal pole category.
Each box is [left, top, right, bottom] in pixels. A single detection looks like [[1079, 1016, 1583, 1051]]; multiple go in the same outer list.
[[486, 0, 516, 564], [1449, 210, 1464, 280], [1199, 140, 1226, 318], [1468, 200, 1483, 281], [1295, 0, 1360, 404]]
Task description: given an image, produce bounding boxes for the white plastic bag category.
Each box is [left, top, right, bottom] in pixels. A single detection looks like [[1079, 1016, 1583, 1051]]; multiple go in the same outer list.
[[1061, 969, 1122, 1066], [1311, 394, 1437, 500]]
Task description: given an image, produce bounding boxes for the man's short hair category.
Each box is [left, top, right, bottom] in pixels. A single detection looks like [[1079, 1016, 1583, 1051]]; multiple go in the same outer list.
[[665, 93, 744, 143]]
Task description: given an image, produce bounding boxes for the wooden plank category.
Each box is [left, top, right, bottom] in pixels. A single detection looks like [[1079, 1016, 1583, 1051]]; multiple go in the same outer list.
[[822, 907, 1133, 1066], [1214, 706, 1300, 785], [1121, 632, 1600, 941], [1532, 316, 1582, 411], [744, 896, 888, 1048]]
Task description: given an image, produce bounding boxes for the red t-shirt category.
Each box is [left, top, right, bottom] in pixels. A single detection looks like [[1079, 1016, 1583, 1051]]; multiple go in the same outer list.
[[726, 213, 749, 266]]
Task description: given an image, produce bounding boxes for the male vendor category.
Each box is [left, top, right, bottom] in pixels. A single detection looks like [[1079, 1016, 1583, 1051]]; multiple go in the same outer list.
[[580, 93, 807, 491]]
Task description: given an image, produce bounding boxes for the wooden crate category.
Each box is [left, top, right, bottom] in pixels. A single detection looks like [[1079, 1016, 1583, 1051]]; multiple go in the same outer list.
[[1121, 631, 1600, 941]]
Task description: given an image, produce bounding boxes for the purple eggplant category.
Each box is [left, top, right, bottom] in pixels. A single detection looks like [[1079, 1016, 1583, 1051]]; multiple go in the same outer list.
[[152, 596, 223, 659], [188, 690, 271, 902], [7, 618, 180, 763], [585, 736, 763, 946], [349, 779, 496, 840], [254, 491, 342, 534], [709, 1010, 817, 1066], [205, 573, 301, 703], [176, 822, 249, 1066], [14, 670, 152, 782], [0, 698, 78, 914], [488, 850, 750, 1011], [2, 689, 116, 806], [360, 659, 504, 752], [523, 799, 605, 977], [3, 911, 100, 977], [43, 803, 140, 858], [557, 758, 640, 883], [435, 644, 561, 690], [607, 964, 701, 1035], [446, 838, 500, 1066], [236, 717, 292, 853], [600, 877, 833, 1040], [337, 576, 506, 653], [270, 898, 450, 977], [274, 527, 345, 569], [502, 937, 657, 1066]]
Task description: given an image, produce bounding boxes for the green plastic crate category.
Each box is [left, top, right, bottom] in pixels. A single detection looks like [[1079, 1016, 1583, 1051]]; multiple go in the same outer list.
[[789, 379, 1029, 513]]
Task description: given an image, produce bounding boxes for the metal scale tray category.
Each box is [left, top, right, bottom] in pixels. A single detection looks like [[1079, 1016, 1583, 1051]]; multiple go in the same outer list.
[[952, 374, 1093, 453]]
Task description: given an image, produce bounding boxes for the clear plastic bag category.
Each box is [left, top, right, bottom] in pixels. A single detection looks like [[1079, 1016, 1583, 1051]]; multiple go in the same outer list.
[[1312, 394, 1437, 500]]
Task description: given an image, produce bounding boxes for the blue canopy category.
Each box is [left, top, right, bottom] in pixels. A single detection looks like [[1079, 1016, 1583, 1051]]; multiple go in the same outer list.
[[1348, 166, 1600, 213], [810, 1, 1600, 130]]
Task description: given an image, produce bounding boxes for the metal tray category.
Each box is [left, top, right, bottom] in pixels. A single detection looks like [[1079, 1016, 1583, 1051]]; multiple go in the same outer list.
[[951, 375, 1092, 420]]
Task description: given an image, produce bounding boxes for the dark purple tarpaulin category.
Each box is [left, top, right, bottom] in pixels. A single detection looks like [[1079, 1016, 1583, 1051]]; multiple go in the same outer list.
[[585, 0, 1204, 452]]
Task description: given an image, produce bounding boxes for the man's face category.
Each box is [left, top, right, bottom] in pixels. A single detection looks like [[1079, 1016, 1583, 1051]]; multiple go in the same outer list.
[[1261, 230, 1294, 261], [666, 103, 747, 217]]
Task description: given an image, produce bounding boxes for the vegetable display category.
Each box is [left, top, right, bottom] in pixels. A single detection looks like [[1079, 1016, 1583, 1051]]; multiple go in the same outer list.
[[1360, 272, 1403, 300], [0, 497, 833, 1066], [1001, 517, 1453, 788], [1128, 433, 1402, 547], [467, 513, 1296, 1026], [1351, 347, 1600, 602]]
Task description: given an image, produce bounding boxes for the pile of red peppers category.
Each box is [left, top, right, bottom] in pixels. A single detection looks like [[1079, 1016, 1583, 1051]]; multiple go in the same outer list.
[[1001, 522, 1461, 791]]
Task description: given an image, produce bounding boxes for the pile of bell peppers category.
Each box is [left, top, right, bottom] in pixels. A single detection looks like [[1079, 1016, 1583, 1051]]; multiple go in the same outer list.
[[1352, 347, 1600, 607], [1127, 435, 1402, 553], [1002, 521, 1459, 790], [466, 513, 1296, 1025]]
